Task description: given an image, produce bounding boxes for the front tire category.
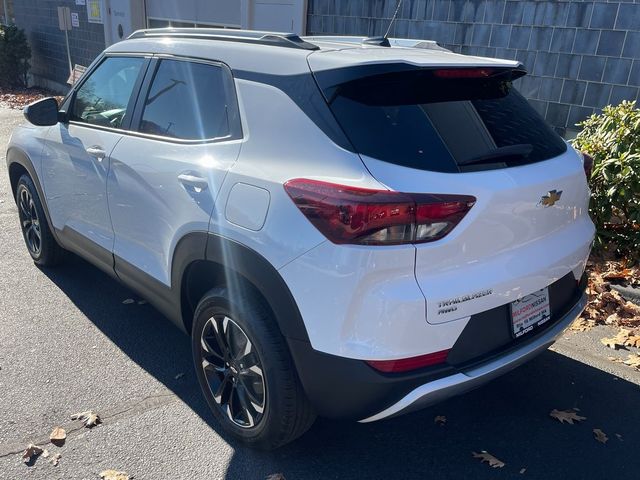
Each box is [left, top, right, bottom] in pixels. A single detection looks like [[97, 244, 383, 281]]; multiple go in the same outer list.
[[15, 174, 64, 267], [191, 287, 315, 449]]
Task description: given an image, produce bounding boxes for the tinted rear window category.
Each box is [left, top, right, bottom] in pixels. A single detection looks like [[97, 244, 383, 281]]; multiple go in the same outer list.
[[327, 69, 567, 173]]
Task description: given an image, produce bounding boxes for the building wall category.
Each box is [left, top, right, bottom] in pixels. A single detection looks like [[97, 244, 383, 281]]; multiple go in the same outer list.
[[13, 0, 105, 92], [307, 0, 640, 136]]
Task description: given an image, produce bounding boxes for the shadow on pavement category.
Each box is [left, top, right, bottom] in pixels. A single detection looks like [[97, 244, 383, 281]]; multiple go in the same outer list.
[[43, 254, 640, 480]]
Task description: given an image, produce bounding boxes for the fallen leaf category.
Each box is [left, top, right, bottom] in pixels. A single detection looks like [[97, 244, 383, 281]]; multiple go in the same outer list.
[[71, 410, 102, 428], [265, 475, 286, 480], [520, 468, 527, 474], [434, 415, 446, 426], [49, 453, 61, 466], [623, 354, 640, 370], [472, 451, 505, 468], [593, 428, 608, 444], [49, 426, 66, 444], [122, 298, 135, 305], [100, 470, 131, 480], [549, 409, 586, 424], [22, 444, 43, 464]]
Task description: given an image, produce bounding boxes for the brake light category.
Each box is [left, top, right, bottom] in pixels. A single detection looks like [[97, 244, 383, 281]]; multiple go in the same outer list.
[[366, 349, 450, 373], [284, 179, 475, 245], [580, 151, 594, 180], [433, 68, 496, 78]]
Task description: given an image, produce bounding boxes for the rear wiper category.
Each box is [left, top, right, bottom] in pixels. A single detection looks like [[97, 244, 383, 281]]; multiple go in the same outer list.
[[458, 144, 533, 167]]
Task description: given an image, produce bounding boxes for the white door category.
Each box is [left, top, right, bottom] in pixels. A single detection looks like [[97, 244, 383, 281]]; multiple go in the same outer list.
[[42, 56, 147, 265], [108, 58, 243, 286], [242, 0, 307, 34], [104, 0, 145, 45]]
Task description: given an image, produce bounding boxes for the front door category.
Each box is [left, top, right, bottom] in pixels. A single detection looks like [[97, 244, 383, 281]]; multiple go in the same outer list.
[[42, 55, 147, 269]]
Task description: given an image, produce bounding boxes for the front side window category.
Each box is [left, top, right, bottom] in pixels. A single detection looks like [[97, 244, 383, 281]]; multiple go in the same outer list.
[[70, 56, 145, 129], [139, 59, 240, 141]]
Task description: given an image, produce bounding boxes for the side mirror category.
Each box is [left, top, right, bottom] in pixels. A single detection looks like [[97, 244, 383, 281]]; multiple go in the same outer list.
[[23, 97, 59, 126]]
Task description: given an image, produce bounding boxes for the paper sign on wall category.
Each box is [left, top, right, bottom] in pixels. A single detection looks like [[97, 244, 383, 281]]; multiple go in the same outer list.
[[87, 0, 103, 24], [71, 12, 80, 27], [75, 0, 86, 5]]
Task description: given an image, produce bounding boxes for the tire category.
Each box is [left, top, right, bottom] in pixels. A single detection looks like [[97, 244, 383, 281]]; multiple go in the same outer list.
[[15, 174, 65, 267], [191, 286, 316, 449]]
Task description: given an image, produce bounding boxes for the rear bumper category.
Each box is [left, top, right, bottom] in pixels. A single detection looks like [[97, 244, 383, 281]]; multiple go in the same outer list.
[[360, 290, 587, 422], [288, 285, 587, 422]]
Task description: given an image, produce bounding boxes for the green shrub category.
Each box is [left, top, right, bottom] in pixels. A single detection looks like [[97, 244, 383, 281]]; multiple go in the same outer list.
[[0, 24, 31, 88], [572, 100, 640, 261]]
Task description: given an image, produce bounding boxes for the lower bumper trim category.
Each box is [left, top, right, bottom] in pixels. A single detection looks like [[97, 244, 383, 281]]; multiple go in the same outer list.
[[358, 291, 588, 423]]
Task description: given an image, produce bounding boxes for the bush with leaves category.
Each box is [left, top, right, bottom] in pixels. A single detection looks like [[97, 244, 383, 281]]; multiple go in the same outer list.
[[572, 100, 640, 261], [0, 24, 31, 88]]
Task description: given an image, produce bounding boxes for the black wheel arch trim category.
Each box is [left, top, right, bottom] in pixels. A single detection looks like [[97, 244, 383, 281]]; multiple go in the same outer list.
[[6, 146, 63, 247]]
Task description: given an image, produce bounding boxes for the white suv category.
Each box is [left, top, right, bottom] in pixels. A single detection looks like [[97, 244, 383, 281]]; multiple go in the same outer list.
[[6, 29, 594, 449]]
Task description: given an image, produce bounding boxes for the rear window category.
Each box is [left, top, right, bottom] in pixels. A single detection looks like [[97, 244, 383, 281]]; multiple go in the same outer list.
[[326, 68, 567, 173]]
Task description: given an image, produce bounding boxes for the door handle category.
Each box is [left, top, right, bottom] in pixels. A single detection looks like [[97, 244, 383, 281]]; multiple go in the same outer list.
[[178, 173, 208, 190], [86, 146, 106, 160]]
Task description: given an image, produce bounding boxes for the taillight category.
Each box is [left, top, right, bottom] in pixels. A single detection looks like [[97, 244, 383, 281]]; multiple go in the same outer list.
[[284, 179, 475, 246], [366, 349, 450, 373], [580, 151, 594, 180]]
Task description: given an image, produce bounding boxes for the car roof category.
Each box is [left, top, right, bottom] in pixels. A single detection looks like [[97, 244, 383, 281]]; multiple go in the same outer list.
[[106, 29, 521, 77]]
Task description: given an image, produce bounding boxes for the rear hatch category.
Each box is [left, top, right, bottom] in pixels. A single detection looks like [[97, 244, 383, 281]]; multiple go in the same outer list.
[[309, 50, 594, 325]]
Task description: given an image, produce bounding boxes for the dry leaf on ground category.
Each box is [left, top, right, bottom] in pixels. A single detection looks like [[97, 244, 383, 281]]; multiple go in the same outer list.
[[549, 409, 586, 424], [593, 428, 608, 444], [265, 474, 286, 480], [22, 444, 43, 464], [434, 415, 446, 426], [100, 470, 131, 480], [49, 453, 61, 466], [49, 426, 66, 444], [71, 410, 102, 428], [472, 451, 505, 468], [520, 468, 526, 474], [623, 354, 640, 370], [122, 298, 135, 305]]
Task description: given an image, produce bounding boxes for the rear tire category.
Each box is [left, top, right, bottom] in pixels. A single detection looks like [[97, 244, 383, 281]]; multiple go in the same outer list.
[[191, 286, 316, 450], [15, 174, 65, 267]]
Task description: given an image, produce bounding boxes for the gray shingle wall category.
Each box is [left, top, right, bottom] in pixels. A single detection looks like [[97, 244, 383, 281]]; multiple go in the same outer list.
[[307, 0, 640, 135], [12, 0, 105, 92]]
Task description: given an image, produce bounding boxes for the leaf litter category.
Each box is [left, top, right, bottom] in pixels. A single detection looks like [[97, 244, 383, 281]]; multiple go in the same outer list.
[[71, 410, 102, 428], [100, 470, 132, 480], [593, 429, 609, 444], [549, 409, 587, 424], [472, 451, 505, 468]]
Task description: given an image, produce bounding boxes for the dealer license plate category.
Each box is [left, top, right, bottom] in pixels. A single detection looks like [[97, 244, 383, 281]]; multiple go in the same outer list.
[[510, 287, 551, 338]]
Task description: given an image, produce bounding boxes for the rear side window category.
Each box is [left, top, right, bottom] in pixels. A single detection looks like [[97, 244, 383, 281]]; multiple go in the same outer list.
[[327, 69, 567, 173], [139, 59, 241, 141]]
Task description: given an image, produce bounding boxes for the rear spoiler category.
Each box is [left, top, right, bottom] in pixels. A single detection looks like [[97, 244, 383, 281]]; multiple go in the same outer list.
[[302, 35, 451, 52]]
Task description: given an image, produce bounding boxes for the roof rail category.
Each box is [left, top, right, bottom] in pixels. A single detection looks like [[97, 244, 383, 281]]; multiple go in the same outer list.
[[302, 35, 450, 52], [128, 28, 320, 51]]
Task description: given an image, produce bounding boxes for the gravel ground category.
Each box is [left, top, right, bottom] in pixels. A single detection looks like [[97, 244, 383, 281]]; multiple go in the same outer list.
[[1, 107, 640, 480]]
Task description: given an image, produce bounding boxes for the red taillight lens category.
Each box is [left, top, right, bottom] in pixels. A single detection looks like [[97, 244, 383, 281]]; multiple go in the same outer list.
[[284, 179, 475, 246], [366, 349, 450, 373], [432, 68, 496, 78], [580, 151, 594, 180]]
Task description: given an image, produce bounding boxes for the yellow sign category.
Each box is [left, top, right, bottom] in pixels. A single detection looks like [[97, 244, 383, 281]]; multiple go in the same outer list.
[[86, 0, 103, 24]]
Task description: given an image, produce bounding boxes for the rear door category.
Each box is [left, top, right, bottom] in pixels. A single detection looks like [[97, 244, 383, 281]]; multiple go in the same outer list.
[[316, 64, 594, 325], [108, 57, 243, 286]]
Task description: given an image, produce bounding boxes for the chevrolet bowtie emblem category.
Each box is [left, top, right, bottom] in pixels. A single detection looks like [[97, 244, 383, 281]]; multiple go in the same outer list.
[[539, 189, 563, 207]]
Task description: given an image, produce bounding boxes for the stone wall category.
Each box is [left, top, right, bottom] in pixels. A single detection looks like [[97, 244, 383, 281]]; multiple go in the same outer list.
[[307, 0, 640, 135], [13, 0, 105, 92]]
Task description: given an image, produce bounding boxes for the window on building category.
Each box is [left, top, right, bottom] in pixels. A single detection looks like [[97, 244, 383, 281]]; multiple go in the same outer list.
[[138, 59, 241, 141], [70, 56, 145, 129]]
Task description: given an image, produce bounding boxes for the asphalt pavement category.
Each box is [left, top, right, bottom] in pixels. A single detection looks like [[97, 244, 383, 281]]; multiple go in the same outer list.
[[1, 107, 640, 480]]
